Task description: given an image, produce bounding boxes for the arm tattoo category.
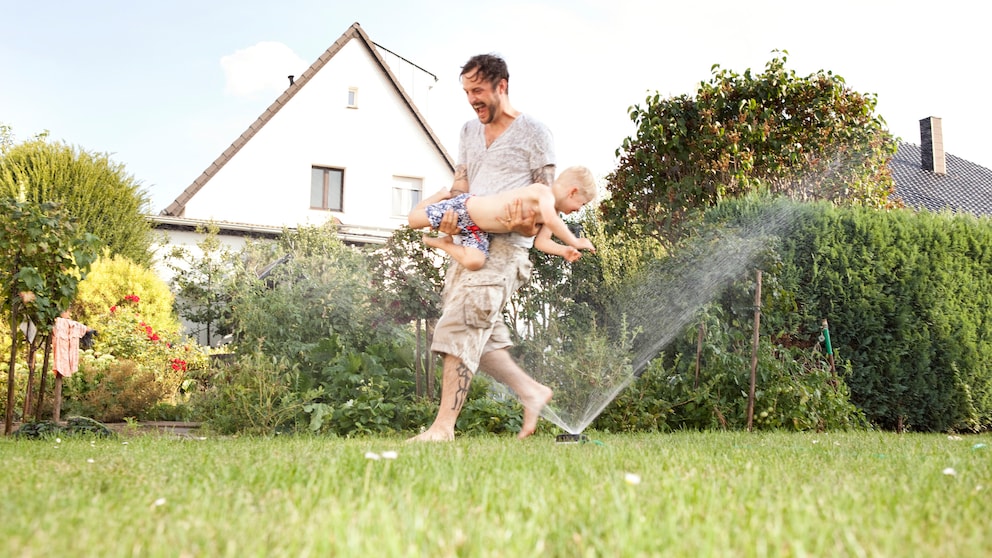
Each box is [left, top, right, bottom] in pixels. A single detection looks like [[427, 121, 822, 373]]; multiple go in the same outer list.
[[532, 164, 556, 186], [452, 165, 469, 195], [451, 361, 473, 411]]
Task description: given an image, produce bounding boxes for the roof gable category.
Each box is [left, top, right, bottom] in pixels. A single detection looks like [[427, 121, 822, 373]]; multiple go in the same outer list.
[[162, 22, 453, 217]]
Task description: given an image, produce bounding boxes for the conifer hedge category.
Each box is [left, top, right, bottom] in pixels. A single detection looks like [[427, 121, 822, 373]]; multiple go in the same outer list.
[[713, 198, 992, 432]]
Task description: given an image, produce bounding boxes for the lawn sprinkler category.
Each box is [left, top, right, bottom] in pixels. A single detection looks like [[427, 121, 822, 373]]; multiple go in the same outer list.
[[555, 433, 589, 444]]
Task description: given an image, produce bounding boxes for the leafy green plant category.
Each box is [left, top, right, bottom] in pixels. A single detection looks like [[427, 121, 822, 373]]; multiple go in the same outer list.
[[227, 224, 389, 361], [602, 53, 897, 247], [83, 293, 209, 401], [62, 358, 166, 423], [12, 415, 114, 438], [304, 335, 420, 436], [189, 350, 321, 435], [1, 194, 100, 433], [162, 223, 236, 346]]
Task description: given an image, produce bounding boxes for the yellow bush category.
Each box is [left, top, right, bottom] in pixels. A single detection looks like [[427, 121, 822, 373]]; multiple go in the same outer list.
[[73, 252, 179, 338]]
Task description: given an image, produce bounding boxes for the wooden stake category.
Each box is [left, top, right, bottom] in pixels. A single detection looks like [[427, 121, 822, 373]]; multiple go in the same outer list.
[[746, 270, 762, 432], [415, 318, 424, 397], [53, 374, 64, 424], [36, 336, 52, 422], [694, 322, 705, 389]]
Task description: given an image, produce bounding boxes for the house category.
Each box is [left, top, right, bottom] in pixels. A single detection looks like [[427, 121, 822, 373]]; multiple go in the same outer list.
[[151, 22, 454, 272], [890, 116, 992, 215]]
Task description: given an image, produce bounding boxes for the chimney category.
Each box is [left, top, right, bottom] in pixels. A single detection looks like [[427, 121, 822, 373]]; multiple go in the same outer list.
[[919, 116, 946, 175], [288, 75, 295, 86]]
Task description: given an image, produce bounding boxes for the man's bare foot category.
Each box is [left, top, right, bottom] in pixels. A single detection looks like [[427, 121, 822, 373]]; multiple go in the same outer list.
[[423, 234, 454, 250], [407, 428, 454, 442], [518, 384, 553, 439]]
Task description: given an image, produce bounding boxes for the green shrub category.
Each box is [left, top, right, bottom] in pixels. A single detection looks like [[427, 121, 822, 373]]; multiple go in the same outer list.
[[188, 350, 321, 435], [700, 196, 992, 432], [73, 253, 179, 339], [304, 335, 421, 436], [62, 359, 166, 422], [13, 416, 115, 438], [228, 225, 389, 361], [85, 294, 208, 399], [595, 304, 866, 433]]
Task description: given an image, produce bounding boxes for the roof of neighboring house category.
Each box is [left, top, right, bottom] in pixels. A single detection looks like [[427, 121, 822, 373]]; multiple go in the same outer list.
[[890, 142, 992, 216], [161, 21, 453, 217]]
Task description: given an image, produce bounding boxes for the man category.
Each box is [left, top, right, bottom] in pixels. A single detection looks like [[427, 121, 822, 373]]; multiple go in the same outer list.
[[409, 53, 554, 441]]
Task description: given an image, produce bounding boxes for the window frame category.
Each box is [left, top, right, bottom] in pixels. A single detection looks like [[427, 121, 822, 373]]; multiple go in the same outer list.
[[391, 175, 423, 218], [310, 166, 344, 212]]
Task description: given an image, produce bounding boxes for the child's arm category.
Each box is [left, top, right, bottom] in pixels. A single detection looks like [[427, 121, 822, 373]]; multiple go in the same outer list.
[[536, 192, 595, 252], [533, 226, 583, 262]]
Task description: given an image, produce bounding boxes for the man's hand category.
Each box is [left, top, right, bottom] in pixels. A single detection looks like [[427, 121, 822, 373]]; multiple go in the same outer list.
[[499, 199, 540, 236], [438, 208, 460, 236]]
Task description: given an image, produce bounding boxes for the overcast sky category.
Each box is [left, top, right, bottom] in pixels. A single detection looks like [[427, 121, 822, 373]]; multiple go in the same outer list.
[[2, 0, 988, 212]]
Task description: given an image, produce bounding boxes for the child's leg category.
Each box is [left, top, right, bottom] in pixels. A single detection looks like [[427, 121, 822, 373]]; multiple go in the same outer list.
[[423, 235, 487, 271], [409, 188, 454, 229], [408, 206, 432, 229]]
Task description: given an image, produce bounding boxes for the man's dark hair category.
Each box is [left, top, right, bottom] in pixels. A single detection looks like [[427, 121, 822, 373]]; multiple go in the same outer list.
[[460, 54, 509, 89]]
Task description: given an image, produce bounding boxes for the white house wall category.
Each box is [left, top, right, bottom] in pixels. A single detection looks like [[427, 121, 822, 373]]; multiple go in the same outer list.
[[183, 38, 453, 230], [151, 228, 251, 285]]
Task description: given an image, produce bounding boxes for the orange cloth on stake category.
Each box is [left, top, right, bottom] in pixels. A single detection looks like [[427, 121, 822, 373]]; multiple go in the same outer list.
[[52, 317, 88, 378]]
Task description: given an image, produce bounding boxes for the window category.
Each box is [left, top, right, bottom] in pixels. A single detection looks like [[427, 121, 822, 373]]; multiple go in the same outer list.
[[347, 87, 358, 108], [392, 175, 422, 217], [311, 166, 343, 211]]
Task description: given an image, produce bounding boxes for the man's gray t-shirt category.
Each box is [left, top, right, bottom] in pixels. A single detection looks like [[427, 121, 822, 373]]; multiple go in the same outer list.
[[458, 113, 555, 248]]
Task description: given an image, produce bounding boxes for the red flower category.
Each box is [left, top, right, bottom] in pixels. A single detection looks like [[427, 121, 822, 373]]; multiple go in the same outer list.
[[110, 305, 117, 314], [170, 358, 188, 372], [124, 294, 140, 304]]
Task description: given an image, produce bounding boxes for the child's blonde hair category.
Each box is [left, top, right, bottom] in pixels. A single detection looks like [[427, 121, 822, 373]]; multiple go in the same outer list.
[[557, 166, 597, 203]]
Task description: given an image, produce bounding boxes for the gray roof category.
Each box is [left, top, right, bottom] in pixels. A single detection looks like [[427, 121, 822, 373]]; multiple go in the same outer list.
[[890, 142, 992, 216]]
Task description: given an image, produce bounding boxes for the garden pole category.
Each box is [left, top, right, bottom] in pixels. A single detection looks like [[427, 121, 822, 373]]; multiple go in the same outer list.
[[822, 319, 836, 388], [35, 336, 52, 422], [694, 322, 704, 389], [747, 270, 762, 432]]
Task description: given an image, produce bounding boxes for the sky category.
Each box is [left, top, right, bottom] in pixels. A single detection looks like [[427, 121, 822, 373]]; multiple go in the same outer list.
[[2, 0, 988, 213]]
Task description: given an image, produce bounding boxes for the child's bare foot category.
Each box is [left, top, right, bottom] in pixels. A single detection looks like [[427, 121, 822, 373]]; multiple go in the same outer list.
[[518, 384, 553, 439], [407, 427, 454, 442], [423, 234, 454, 250]]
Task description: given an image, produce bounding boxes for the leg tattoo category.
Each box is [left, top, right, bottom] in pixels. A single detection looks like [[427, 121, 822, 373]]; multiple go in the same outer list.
[[451, 362, 473, 411]]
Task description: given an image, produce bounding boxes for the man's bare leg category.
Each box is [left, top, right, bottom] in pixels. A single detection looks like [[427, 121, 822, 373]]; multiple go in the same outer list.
[[478, 349, 553, 439], [408, 354, 473, 442]]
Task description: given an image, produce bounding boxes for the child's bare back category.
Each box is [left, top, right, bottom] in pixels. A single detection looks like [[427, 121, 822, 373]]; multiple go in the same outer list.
[[462, 183, 551, 233]]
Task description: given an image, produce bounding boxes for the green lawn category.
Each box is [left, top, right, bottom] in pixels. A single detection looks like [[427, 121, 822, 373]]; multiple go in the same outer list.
[[3, 430, 990, 557]]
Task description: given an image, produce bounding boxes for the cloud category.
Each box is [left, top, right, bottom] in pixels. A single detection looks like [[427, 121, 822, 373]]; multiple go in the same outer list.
[[220, 41, 308, 98]]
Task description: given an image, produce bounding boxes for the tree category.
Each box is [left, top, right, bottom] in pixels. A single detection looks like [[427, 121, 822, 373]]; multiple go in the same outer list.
[[1, 194, 100, 434], [601, 52, 898, 248], [0, 133, 153, 265], [228, 224, 381, 360], [162, 223, 236, 346], [367, 226, 443, 397]]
